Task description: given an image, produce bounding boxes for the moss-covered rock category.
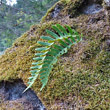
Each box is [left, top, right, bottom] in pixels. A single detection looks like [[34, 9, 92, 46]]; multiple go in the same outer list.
[[0, 0, 110, 109]]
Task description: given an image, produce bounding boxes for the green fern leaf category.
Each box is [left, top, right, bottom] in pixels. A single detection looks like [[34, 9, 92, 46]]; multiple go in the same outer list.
[[56, 24, 68, 35], [52, 25, 63, 36], [37, 41, 53, 46], [35, 53, 46, 56], [66, 25, 73, 35], [46, 30, 59, 38], [23, 24, 82, 93], [35, 47, 49, 51], [41, 36, 55, 41]]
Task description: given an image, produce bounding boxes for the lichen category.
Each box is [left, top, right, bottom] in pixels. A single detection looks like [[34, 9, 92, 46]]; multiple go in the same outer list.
[[0, 0, 110, 109]]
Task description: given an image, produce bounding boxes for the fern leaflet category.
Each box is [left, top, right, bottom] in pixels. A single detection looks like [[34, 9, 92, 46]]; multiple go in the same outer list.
[[23, 24, 82, 92]]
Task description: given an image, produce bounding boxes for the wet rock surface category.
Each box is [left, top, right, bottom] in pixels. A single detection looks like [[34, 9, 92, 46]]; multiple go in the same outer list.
[[0, 79, 46, 110], [51, 5, 62, 18], [82, 4, 102, 14], [80, 0, 103, 14]]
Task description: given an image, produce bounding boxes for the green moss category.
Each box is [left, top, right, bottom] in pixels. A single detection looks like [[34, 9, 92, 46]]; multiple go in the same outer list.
[[41, 0, 85, 23], [0, 101, 24, 110], [0, 0, 110, 109], [81, 40, 101, 63], [95, 50, 110, 74], [41, 1, 66, 23]]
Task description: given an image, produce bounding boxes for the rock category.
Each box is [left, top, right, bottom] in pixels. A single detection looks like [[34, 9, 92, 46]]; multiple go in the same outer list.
[[51, 5, 62, 18], [80, 0, 103, 14], [0, 0, 110, 109], [82, 3, 102, 14], [0, 80, 46, 110]]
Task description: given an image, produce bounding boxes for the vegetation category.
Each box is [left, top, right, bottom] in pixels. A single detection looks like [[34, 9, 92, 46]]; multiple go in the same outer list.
[[24, 24, 82, 92], [0, 0, 110, 109]]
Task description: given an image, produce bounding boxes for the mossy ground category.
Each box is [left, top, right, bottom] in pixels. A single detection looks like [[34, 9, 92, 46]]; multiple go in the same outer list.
[[0, 0, 110, 109]]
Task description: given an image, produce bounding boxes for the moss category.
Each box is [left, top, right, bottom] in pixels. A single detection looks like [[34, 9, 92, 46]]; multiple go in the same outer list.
[[41, 0, 85, 23], [0, 0, 110, 109], [95, 50, 110, 74], [81, 40, 101, 63], [0, 101, 24, 110], [41, 1, 66, 23]]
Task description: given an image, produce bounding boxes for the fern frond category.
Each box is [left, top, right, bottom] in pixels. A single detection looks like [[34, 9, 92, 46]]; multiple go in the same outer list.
[[23, 24, 82, 92]]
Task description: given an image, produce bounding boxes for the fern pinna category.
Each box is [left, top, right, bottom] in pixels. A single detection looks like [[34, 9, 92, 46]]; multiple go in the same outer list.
[[24, 24, 82, 92]]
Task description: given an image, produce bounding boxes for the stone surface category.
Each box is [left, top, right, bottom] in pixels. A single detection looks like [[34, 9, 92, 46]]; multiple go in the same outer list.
[[51, 5, 62, 18], [0, 0, 110, 109], [80, 0, 103, 14], [82, 3, 102, 14], [0, 79, 46, 110]]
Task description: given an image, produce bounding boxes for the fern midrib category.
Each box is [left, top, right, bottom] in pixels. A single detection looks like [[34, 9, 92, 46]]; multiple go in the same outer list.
[[40, 42, 73, 77], [39, 43, 73, 91], [38, 34, 77, 89], [24, 24, 82, 92]]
